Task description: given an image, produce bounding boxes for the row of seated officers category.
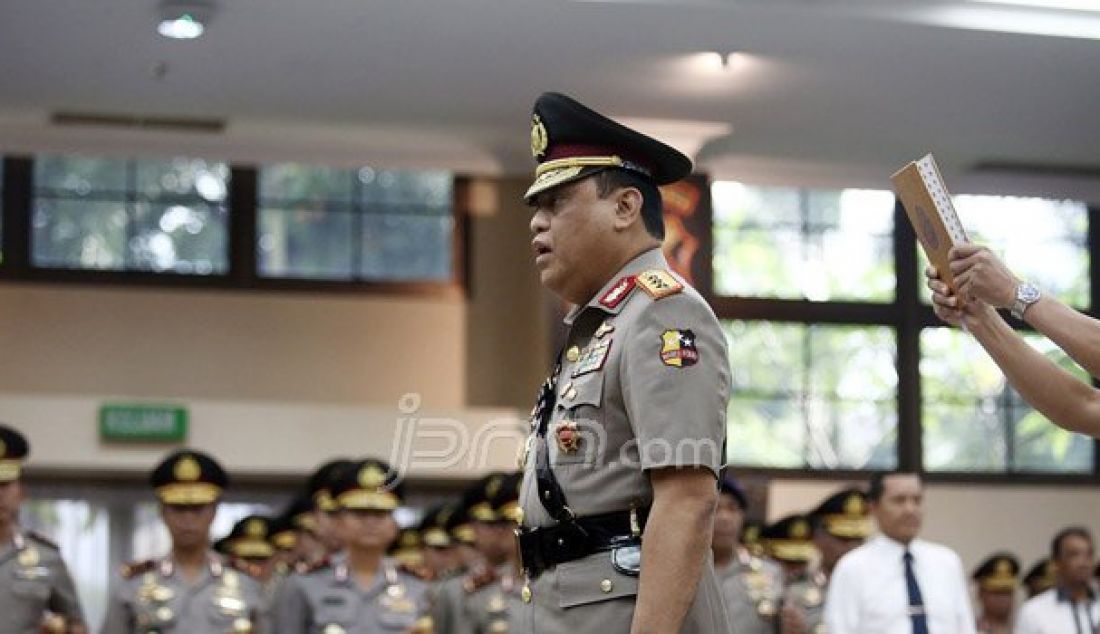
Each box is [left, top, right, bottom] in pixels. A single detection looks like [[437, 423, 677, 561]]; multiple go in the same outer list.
[[0, 424, 1095, 633]]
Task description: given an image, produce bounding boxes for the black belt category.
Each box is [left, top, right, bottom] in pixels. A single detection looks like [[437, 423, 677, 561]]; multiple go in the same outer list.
[[517, 507, 649, 578]]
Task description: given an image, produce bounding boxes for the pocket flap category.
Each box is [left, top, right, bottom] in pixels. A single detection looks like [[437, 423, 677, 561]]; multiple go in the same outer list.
[[557, 552, 639, 609], [557, 375, 603, 410]]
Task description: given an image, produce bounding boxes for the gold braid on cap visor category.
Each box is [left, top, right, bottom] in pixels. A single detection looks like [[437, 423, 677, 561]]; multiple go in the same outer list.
[[156, 482, 222, 505]]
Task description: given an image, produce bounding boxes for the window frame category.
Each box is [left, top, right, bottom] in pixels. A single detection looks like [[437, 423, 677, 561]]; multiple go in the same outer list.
[[708, 181, 1100, 485], [0, 156, 469, 298]]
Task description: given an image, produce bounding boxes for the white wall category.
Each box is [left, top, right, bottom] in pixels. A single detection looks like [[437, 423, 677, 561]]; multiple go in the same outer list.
[[4, 391, 524, 479]]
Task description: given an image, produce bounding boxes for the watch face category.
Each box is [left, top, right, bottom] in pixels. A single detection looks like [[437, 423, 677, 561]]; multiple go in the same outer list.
[[1019, 284, 1041, 303]]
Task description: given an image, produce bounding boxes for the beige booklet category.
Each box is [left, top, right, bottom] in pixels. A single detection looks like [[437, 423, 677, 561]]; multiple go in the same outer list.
[[891, 153, 969, 299]]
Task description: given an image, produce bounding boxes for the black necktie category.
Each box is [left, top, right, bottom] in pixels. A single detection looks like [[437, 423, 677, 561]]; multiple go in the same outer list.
[[904, 550, 929, 634]]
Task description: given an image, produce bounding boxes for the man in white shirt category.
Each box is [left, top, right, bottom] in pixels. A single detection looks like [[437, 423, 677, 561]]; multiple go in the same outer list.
[[1015, 527, 1099, 634], [824, 472, 975, 634]]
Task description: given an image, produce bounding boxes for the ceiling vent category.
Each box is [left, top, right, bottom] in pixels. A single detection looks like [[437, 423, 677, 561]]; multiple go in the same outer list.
[[51, 111, 226, 133]]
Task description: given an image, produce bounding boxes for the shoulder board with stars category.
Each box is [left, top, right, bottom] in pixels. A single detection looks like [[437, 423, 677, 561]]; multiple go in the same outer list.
[[120, 559, 157, 579], [25, 530, 59, 550], [296, 557, 333, 575], [398, 561, 434, 582], [636, 269, 683, 300], [462, 564, 500, 594]]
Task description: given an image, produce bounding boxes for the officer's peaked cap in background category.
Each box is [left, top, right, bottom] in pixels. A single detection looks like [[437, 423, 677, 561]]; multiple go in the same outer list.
[[717, 473, 748, 511], [150, 449, 228, 505], [525, 92, 693, 203], [0, 424, 30, 483], [329, 458, 404, 511]]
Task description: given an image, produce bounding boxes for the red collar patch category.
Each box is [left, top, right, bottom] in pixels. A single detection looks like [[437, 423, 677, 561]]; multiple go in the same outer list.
[[599, 276, 637, 310]]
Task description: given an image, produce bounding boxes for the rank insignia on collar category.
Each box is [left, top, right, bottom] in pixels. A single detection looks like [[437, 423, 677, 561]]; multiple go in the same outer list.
[[571, 339, 611, 378], [637, 270, 683, 300], [660, 329, 699, 368], [555, 421, 582, 453], [599, 276, 637, 310], [594, 320, 615, 339]]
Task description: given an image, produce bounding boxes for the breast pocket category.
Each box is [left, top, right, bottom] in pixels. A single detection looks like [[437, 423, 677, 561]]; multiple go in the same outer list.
[[12, 579, 50, 604], [312, 591, 356, 633], [552, 377, 604, 466]]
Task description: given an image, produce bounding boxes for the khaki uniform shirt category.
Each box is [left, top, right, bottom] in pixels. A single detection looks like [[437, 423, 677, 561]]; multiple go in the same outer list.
[[516, 248, 731, 633], [716, 548, 785, 634], [0, 530, 85, 633], [273, 557, 431, 634], [432, 563, 523, 634], [101, 553, 263, 633], [784, 571, 827, 634]]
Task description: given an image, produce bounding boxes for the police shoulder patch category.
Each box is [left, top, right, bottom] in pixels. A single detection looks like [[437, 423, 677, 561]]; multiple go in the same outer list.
[[121, 559, 156, 579], [660, 329, 699, 368], [636, 269, 683, 300]]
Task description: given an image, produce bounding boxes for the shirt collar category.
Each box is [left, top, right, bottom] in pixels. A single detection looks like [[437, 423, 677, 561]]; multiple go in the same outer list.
[[1056, 584, 1097, 603], [873, 534, 918, 559], [564, 247, 669, 325]]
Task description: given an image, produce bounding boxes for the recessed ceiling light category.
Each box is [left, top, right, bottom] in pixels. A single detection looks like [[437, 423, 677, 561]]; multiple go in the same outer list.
[[969, 0, 1100, 12], [158, 1, 214, 40]]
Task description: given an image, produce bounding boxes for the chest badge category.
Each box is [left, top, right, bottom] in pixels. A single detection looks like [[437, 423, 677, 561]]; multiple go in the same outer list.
[[555, 421, 582, 454], [571, 339, 611, 378], [17, 546, 39, 568]]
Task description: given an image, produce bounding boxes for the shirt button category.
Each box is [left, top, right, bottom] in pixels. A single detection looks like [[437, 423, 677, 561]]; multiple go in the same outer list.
[[566, 346, 581, 362], [600, 579, 613, 593]]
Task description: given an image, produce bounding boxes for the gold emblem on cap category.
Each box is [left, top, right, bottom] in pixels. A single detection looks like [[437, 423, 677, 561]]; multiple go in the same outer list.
[[174, 455, 202, 482], [531, 114, 549, 158], [358, 464, 387, 489], [995, 559, 1012, 575], [791, 519, 810, 539], [245, 518, 266, 538], [844, 493, 865, 516], [487, 475, 503, 498]]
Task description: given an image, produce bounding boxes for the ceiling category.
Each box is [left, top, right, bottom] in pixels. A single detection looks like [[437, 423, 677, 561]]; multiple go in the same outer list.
[[1, 0, 1099, 196]]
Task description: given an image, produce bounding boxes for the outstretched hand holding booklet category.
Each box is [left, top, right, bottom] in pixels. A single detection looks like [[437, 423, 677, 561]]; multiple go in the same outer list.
[[891, 153, 970, 304]]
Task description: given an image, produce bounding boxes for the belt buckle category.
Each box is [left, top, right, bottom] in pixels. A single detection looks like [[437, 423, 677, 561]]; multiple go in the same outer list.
[[609, 535, 642, 577]]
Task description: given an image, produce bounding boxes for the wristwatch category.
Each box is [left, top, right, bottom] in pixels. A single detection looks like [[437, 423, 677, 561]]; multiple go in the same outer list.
[[1011, 282, 1041, 320]]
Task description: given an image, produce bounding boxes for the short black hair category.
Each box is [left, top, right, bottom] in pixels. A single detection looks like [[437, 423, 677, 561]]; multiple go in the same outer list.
[[593, 168, 665, 241], [1052, 526, 1093, 560], [867, 471, 921, 502]]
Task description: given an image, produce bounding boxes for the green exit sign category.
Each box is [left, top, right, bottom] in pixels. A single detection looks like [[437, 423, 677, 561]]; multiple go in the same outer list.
[[99, 404, 188, 442]]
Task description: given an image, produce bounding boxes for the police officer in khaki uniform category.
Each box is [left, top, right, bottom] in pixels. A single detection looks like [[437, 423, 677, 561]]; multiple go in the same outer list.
[[781, 488, 871, 634], [434, 473, 524, 634], [102, 449, 263, 633], [516, 92, 731, 633], [972, 553, 1019, 634], [221, 515, 281, 632], [712, 475, 785, 634], [274, 458, 432, 634], [0, 424, 87, 634], [304, 460, 355, 566], [418, 504, 465, 582]]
